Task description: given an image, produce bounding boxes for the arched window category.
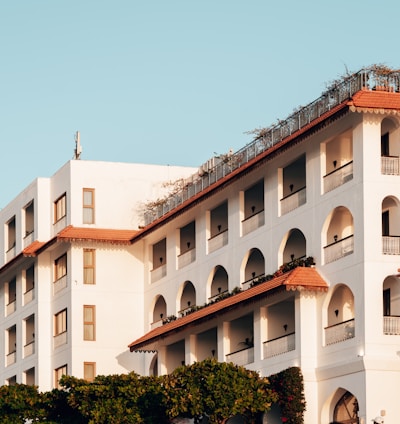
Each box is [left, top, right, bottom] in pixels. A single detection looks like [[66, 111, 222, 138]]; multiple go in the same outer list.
[[332, 391, 359, 424]]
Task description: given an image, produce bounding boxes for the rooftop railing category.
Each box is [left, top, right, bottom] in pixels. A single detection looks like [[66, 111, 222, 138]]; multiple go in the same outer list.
[[144, 68, 400, 226]]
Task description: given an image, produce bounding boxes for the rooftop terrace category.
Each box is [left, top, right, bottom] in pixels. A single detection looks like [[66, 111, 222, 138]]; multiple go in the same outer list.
[[144, 67, 400, 226]]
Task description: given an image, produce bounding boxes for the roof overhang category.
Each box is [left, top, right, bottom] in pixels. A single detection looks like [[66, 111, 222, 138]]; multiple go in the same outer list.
[[128, 266, 328, 352]]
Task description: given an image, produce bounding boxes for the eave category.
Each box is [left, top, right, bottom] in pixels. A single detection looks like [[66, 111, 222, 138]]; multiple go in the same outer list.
[[128, 266, 328, 352]]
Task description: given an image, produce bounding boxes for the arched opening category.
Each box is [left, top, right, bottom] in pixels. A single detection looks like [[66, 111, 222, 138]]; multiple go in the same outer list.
[[178, 281, 196, 316], [381, 117, 400, 175], [323, 206, 354, 264], [152, 295, 167, 328], [281, 228, 307, 265], [149, 353, 158, 377], [381, 196, 400, 254], [332, 390, 360, 423], [209, 266, 229, 301], [383, 274, 400, 335], [242, 248, 265, 289], [325, 285, 355, 345]]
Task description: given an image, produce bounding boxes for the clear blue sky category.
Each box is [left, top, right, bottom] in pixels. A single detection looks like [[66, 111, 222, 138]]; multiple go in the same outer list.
[[1, 0, 399, 207]]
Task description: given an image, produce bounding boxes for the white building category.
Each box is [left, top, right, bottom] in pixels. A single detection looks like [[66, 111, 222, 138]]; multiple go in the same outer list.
[[1, 67, 400, 423], [127, 69, 400, 424], [0, 159, 196, 391]]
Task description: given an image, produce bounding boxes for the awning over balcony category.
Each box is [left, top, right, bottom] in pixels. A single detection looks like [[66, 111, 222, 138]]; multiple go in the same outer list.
[[128, 266, 328, 352]]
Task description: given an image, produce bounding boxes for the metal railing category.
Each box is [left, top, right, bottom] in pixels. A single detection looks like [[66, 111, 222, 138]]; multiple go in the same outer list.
[[177, 247, 196, 269], [383, 316, 400, 335], [325, 318, 355, 345], [323, 161, 353, 193], [381, 156, 400, 175], [242, 210, 265, 236], [144, 68, 400, 226], [324, 235, 354, 264], [226, 346, 254, 366], [263, 332, 295, 358], [280, 187, 306, 215], [382, 236, 400, 255]]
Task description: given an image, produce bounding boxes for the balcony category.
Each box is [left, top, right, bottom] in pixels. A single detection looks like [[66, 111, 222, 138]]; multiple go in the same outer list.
[[383, 316, 400, 335], [178, 248, 196, 269], [242, 210, 265, 236], [208, 229, 228, 253], [24, 288, 34, 305], [6, 351, 16, 367], [54, 331, 67, 348], [53, 216, 66, 235], [325, 318, 355, 345], [323, 161, 353, 193], [324, 235, 354, 264], [226, 346, 254, 366], [150, 319, 164, 330], [6, 300, 16, 316], [24, 341, 35, 358], [263, 332, 295, 358], [6, 245, 16, 262], [382, 236, 400, 255], [381, 156, 400, 175], [53, 275, 67, 294], [280, 187, 306, 215], [241, 273, 265, 291], [151, 264, 167, 283], [24, 231, 34, 248]]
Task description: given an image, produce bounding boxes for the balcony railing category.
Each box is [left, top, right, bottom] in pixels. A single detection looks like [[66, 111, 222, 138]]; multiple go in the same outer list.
[[226, 346, 254, 366], [54, 331, 67, 348], [242, 273, 265, 291], [6, 351, 16, 367], [144, 68, 398, 226], [151, 264, 167, 283], [208, 229, 228, 253], [325, 318, 355, 345], [324, 235, 354, 264], [23, 231, 34, 248], [150, 319, 164, 330], [208, 289, 229, 302], [53, 275, 67, 294], [383, 316, 400, 335], [24, 341, 35, 357], [53, 216, 66, 235], [178, 247, 196, 269], [323, 161, 353, 193], [6, 299, 16, 316], [242, 210, 265, 236], [280, 187, 306, 215], [6, 245, 16, 262], [263, 332, 295, 358], [382, 236, 400, 255], [24, 288, 34, 305], [381, 156, 400, 175], [178, 304, 196, 317]]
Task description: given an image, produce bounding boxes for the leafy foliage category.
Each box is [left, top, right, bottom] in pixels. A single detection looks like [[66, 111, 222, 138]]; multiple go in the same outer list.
[[269, 367, 306, 424], [0, 362, 305, 423]]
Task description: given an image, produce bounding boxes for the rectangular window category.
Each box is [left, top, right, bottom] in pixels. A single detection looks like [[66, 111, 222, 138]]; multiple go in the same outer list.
[[84, 362, 96, 382], [83, 305, 96, 341], [54, 309, 67, 336], [83, 249, 95, 284], [83, 188, 95, 224], [54, 365, 67, 389], [54, 194, 66, 223], [54, 254, 67, 281]]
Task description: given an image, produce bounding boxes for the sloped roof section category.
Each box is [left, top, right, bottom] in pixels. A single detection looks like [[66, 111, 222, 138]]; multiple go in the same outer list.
[[348, 89, 400, 111], [128, 266, 328, 352], [57, 225, 138, 244], [22, 240, 47, 257]]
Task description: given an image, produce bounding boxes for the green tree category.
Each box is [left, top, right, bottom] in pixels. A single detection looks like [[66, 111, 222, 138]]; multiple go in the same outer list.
[[0, 384, 46, 423], [164, 358, 278, 424]]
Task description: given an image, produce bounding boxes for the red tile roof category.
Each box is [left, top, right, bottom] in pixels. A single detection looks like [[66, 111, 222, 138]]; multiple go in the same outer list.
[[128, 266, 328, 352], [57, 225, 138, 244], [22, 241, 46, 256], [348, 89, 400, 110]]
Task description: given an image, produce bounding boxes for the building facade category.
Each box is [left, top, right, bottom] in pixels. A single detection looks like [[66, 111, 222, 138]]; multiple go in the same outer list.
[[0, 160, 196, 392], [1, 68, 400, 423]]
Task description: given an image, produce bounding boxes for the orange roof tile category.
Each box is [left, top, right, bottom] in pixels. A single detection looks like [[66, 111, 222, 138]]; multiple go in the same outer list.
[[348, 89, 400, 110], [57, 225, 138, 244], [22, 240, 46, 256], [128, 267, 328, 352]]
